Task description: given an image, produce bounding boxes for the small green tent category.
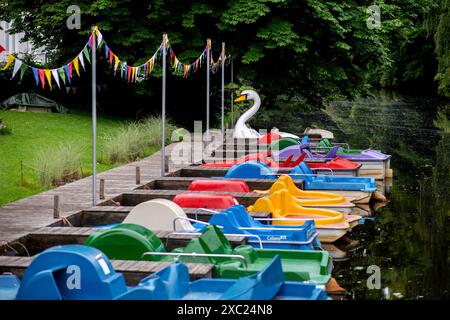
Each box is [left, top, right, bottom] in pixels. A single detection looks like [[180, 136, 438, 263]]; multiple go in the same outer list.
[[1, 93, 68, 113]]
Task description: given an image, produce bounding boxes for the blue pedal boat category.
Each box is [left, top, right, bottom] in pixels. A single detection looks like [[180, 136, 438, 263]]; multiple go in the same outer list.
[[291, 162, 377, 192], [225, 162, 376, 192], [0, 245, 328, 300], [191, 205, 322, 250]]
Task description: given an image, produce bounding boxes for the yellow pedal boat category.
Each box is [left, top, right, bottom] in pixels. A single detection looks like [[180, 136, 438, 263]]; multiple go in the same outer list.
[[248, 189, 361, 243], [253, 175, 355, 214]]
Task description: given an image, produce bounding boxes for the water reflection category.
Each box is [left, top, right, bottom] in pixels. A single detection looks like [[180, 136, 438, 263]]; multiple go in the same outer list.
[[258, 93, 449, 299]]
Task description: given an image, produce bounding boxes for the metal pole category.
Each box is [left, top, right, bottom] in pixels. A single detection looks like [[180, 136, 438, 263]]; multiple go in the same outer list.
[[161, 33, 167, 177], [231, 56, 234, 127], [91, 27, 97, 206], [221, 42, 225, 141], [206, 39, 211, 140]]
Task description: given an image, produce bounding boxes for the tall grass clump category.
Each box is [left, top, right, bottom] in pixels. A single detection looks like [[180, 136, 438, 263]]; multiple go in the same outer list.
[[102, 116, 178, 164], [34, 143, 82, 187]]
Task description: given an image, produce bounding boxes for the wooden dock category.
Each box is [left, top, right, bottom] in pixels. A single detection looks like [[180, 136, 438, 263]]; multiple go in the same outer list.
[[0, 142, 189, 245]]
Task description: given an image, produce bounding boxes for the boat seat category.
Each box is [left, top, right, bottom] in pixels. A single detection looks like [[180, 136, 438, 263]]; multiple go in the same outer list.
[[248, 189, 346, 226], [188, 180, 250, 193], [225, 162, 276, 179], [124, 199, 195, 232], [173, 193, 238, 209], [15, 245, 164, 300], [85, 224, 166, 261], [219, 255, 284, 300]]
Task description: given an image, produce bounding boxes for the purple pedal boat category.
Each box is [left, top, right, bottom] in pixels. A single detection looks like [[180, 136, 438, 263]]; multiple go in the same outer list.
[[273, 145, 392, 178]]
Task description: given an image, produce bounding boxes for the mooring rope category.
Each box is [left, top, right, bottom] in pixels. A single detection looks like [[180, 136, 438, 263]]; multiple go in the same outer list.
[[0, 240, 30, 256]]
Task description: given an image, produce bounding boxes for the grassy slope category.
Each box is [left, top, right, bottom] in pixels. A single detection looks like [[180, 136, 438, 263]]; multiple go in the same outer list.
[[0, 109, 137, 206]]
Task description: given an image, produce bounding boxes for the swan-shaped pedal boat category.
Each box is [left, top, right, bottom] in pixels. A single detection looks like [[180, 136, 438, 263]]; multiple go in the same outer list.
[[233, 90, 300, 140]]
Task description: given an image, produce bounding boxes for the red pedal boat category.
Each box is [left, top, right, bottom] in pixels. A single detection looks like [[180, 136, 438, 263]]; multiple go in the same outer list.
[[173, 193, 239, 209]]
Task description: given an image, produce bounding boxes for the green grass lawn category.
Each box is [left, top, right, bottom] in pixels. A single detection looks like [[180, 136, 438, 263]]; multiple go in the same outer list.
[[0, 109, 157, 206]]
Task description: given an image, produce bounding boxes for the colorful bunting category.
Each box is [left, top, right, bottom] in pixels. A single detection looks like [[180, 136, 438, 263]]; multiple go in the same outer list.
[[44, 69, 52, 89], [1, 54, 14, 71], [19, 64, 28, 82], [32, 67, 39, 86], [11, 58, 23, 79], [51, 69, 61, 88], [73, 56, 80, 76], [38, 69, 46, 89], [0, 27, 230, 90]]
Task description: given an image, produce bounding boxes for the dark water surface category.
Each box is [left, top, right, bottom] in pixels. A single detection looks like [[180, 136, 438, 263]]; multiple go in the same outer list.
[[258, 92, 449, 300]]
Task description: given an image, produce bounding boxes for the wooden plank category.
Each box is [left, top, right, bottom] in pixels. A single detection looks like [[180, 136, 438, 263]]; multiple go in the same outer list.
[[24, 227, 247, 253], [0, 256, 213, 285]]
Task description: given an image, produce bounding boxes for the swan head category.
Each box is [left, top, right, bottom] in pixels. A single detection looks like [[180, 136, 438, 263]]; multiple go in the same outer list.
[[234, 89, 260, 103]]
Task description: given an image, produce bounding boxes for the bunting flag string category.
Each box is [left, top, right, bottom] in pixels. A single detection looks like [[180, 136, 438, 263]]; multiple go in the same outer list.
[[0, 28, 95, 89], [98, 29, 161, 83], [166, 35, 207, 78], [0, 26, 231, 89]]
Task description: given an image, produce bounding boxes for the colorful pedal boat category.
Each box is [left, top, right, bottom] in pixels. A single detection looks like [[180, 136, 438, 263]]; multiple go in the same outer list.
[[225, 162, 377, 192], [94, 199, 321, 251], [248, 189, 361, 243], [313, 138, 363, 154], [85, 224, 332, 285], [291, 162, 377, 192], [187, 178, 355, 214], [0, 245, 328, 300], [192, 205, 321, 250], [274, 144, 392, 177]]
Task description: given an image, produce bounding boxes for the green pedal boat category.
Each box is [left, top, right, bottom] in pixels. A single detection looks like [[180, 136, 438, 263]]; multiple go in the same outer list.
[[85, 224, 332, 285]]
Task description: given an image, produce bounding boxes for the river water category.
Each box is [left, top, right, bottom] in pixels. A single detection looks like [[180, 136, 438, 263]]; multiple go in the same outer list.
[[255, 92, 449, 300]]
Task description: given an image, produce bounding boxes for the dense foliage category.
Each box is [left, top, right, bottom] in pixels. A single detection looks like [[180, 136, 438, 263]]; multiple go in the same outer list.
[[0, 0, 448, 119]]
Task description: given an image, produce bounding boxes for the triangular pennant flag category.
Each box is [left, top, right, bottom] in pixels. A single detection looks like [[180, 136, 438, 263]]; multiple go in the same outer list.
[[83, 46, 91, 64], [68, 62, 73, 78], [44, 69, 52, 89], [135, 66, 140, 81], [58, 68, 67, 85], [65, 86, 71, 94], [51, 69, 61, 89], [127, 66, 132, 82], [11, 58, 23, 79], [78, 52, 85, 71], [120, 62, 125, 79], [19, 64, 29, 82], [114, 55, 119, 74], [38, 69, 46, 89], [96, 29, 103, 46], [105, 44, 109, 60], [0, 45, 4, 54], [73, 57, 80, 76], [72, 87, 78, 94], [64, 64, 72, 84], [1, 54, 14, 71], [32, 67, 39, 86], [89, 33, 94, 49], [108, 50, 113, 67]]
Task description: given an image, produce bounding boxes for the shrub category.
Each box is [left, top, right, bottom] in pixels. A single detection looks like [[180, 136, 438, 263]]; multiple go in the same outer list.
[[0, 118, 12, 135], [34, 143, 82, 187], [102, 115, 178, 164]]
